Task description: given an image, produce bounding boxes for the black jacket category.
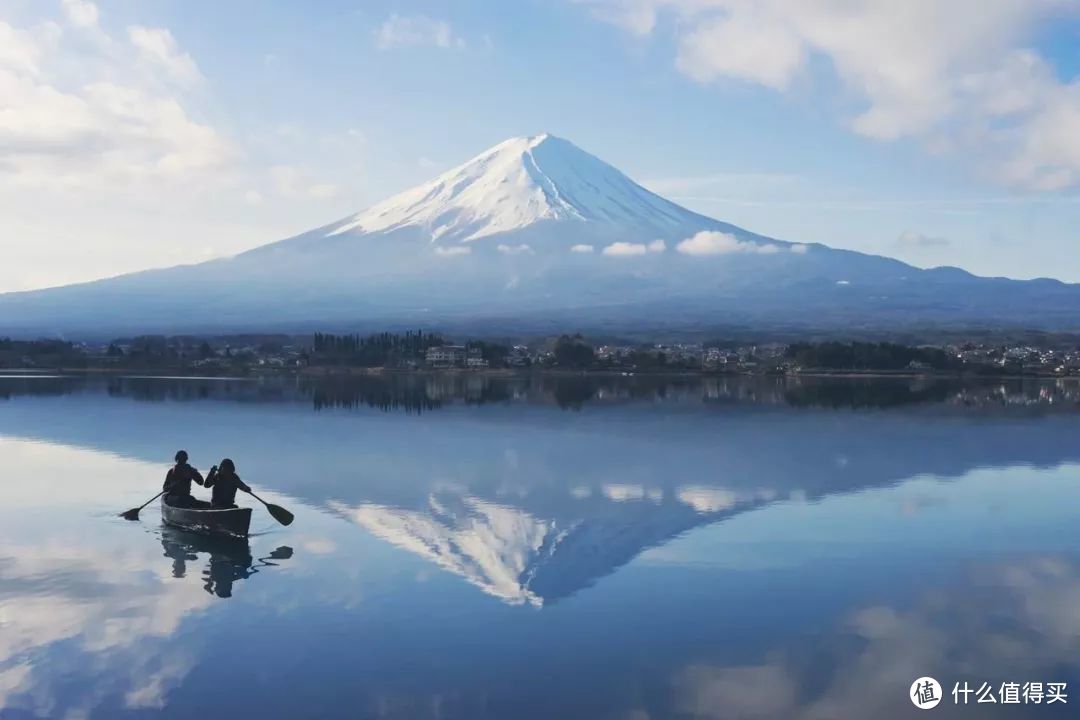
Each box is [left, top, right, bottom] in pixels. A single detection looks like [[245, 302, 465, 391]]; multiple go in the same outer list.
[[163, 463, 204, 499], [204, 467, 251, 508]]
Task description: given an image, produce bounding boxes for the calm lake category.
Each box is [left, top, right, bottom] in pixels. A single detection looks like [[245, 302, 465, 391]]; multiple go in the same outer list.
[[2, 374, 1079, 719]]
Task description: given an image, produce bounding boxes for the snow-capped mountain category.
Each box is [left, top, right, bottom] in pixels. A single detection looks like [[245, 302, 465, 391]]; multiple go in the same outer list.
[[2, 133, 1079, 335], [326, 133, 717, 244]]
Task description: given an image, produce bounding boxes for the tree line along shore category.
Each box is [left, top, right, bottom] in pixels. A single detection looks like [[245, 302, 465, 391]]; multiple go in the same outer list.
[[3, 332, 1080, 378]]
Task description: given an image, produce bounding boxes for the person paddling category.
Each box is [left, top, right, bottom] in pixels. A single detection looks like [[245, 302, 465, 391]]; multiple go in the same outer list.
[[163, 450, 209, 508], [204, 458, 251, 509]]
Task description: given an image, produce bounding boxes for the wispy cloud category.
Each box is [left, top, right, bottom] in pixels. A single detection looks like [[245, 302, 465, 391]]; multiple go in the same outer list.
[[570, 244, 595, 253], [128, 26, 202, 86], [0, 3, 230, 191], [584, 0, 1080, 191], [376, 14, 465, 50]]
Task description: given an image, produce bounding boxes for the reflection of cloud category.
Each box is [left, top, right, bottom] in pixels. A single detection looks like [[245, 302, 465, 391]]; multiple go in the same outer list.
[[675, 664, 796, 720], [0, 540, 213, 715], [0, 663, 32, 710], [677, 486, 738, 512], [123, 654, 196, 709], [603, 483, 647, 502], [672, 556, 1080, 719], [676, 485, 776, 513], [300, 538, 337, 555]]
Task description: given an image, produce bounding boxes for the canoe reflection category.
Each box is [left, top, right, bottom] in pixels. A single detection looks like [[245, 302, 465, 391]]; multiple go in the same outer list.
[[160, 526, 293, 599]]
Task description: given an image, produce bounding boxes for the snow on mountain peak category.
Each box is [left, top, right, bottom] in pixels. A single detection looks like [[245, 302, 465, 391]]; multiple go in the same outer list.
[[326, 133, 714, 244]]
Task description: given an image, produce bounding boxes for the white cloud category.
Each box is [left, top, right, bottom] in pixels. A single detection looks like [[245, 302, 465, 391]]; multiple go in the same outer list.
[[376, 14, 465, 50], [602, 240, 667, 256], [0, 14, 230, 192], [585, 0, 1080, 190], [577, 0, 658, 35], [676, 9, 805, 91], [0, 8, 375, 292], [497, 243, 533, 255], [675, 231, 791, 256], [603, 241, 648, 256], [128, 26, 202, 86], [435, 246, 471, 256], [61, 0, 99, 28], [570, 244, 595, 253]]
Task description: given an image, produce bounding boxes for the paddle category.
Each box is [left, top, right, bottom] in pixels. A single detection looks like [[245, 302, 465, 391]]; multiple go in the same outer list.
[[245, 489, 294, 526], [121, 490, 164, 521]]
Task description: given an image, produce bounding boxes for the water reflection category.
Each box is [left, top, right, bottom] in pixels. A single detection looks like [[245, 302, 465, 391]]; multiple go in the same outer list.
[[670, 556, 1080, 719], [160, 527, 293, 599], [3, 376, 1080, 718], [5, 372, 1080, 413], [330, 486, 777, 607]]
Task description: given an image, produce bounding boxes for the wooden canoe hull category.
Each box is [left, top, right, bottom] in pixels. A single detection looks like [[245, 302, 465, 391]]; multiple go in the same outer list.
[[161, 499, 253, 538]]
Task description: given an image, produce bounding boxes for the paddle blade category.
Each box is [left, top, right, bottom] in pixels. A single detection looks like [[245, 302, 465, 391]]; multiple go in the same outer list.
[[120, 508, 141, 521], [267, 503, 294, 526]]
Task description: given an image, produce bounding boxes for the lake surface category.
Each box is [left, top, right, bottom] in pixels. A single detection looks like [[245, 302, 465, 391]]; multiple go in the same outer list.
[[1, 374, 1079, 719]]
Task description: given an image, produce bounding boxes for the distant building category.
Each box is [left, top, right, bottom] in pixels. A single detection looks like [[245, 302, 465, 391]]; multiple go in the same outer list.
[[507, 345, 531, 367], [426, 345, 467, 367], [703, 348, 727, 370], [466, 347, 489, 368]]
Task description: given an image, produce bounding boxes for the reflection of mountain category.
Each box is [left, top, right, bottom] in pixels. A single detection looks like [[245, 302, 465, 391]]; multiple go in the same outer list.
[[333, 487, 776, 606]]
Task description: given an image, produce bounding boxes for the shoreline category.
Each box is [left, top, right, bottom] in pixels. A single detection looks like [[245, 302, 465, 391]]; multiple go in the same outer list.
[[0, 366, 1075, 382]]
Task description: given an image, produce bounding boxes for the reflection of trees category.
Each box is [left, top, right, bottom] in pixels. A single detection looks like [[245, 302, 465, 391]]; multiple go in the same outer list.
[[106, 376, 294, 404], [307, 376, 445, 414], [4, 374, 1080, 413], [0, 376, 85, 400], [550, 377, 595, 410], [782, 378, 960, 409]]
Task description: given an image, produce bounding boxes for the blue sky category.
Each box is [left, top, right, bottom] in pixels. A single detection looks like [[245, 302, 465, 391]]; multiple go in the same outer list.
[[1, 0, 1078, 291]]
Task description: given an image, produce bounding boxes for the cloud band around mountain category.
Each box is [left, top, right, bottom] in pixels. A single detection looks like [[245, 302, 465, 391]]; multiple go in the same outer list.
[[675, 231, 807, 256]]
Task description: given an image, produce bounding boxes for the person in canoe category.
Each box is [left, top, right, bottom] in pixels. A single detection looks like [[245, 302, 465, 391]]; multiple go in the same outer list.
[[203, 458, 251, 509], [163, 450, 211, 509]]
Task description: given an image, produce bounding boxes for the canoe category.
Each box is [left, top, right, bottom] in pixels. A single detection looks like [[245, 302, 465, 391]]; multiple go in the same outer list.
[[161, 498, 252, 538]]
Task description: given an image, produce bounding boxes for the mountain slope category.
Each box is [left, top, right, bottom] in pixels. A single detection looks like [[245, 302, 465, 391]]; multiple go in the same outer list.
[[1, 133, 1079, 336]]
